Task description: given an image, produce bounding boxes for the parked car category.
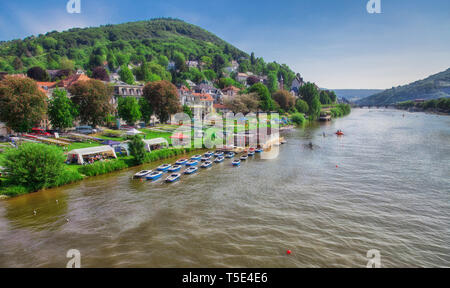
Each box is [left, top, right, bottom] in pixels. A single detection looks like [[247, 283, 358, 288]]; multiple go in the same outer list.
[[30, 127, 52, 137]]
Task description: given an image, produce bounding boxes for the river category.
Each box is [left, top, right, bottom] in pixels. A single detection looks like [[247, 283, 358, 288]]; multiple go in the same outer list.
[[0, 109, 449, 268]]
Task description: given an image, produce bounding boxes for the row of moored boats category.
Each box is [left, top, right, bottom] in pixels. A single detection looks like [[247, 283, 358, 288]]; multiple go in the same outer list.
[[134, 148, 264, 183]]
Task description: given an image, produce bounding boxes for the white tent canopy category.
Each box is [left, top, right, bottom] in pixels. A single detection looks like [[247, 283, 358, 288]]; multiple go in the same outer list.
[[143, 138, 169, 152], [126, 128, 144, 136], [67, 145, 117, 165]]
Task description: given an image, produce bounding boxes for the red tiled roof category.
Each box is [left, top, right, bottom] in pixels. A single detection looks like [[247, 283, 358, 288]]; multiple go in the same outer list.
[[222, 86, 241, 92], [214, 104, 228, 109], [192, 93, 214, 102], [58, 74, 91, 88]]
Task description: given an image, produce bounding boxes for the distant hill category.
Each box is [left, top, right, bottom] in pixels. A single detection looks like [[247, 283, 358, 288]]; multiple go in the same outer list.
[[357, 68, 450, 106], [327, 89, 383, 102], [0, 18, 248, 73]]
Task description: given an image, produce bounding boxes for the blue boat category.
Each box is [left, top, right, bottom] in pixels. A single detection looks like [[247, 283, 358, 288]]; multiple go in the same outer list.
[[191, 155, 202, 161], [255, 149, 263, 153], [184, 167, 198, 175], [204, 151, 214, 157], [134, 170, 152, 179], [165, 173, 181, 183], [185, 160, 199, 167], [214, 156, 225, 163], [157, 164, 172, 172], [232, 160, 241, 166], [175, 158, 188, 165], [168, 165, 182, 172], [201, 161, 213, 168], [201, 156, 212, 162], [146, 171, 163, 181], [214, 152, 224, 157], [240, 155, 249, 161], [248, 151, 255, 157], [225, 152, 235, 158]]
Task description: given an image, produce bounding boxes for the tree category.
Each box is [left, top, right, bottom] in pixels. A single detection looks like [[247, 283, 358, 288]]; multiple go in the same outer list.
[[143, 80, 181, 123], [173, 51, 187, 72], [119, 64, 134, 84], [247, 75, 260, 86], [47, 88, 77, 131], [27, 66, 50, 81], [183, 104, 193, 119], [273, 90, 295, 111], [139, 97, 153, 125], [319, 90, 332, 105], [295, 99, 309, 114], [118, 97, 142, 125], [203, 69, 216, 81], [267, 72, 278, 93], [157, 55, 169, 67], [291, 113, 305, 125], [299, 82, 320, 105], [212, 54, 225, 74], [309, 96, 322, 120], [0, 76, 47, 132], [201, 56, 212, 69], [128, 135, 146, 164], [3, 143, 66, 191], [59, 57, 75, 71], [224, 93, 259, 114], [248, 83, 275, 112], [92, 66, 109, 81], [69, 79, 114, 127], [13, 57, 23, 71]]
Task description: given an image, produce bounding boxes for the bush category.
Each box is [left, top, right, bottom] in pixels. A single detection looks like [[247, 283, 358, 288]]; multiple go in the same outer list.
[[54, 168, 84, 187], [3, 143, 66, 191], [79, 159, 128, 176], [129, 135, 146, 164], [291, 113, 306, 125], [1, 185, 30, 197]]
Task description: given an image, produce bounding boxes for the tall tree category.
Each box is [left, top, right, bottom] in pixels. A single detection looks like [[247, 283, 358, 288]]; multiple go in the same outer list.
[[27, 66, 50, 82], [69, 79, 114, 127], [119, 65, 134, 84], [47, 88, 77, 131], [0, 76, 47, 132], [128, 135, 146, 165], [273, 90, 296, 111], [92, 66, 109, 81], [139, 97, 153, 125], [118, 97, 142, 125], [248, 83, 275, 112], [267, 72, 278, 93], [142, 80, 181, 123]]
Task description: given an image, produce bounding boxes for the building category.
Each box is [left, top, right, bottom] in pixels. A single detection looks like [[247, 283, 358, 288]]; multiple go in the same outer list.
[[112, 81, 144, 105], [179, 87, 214, 119], [237, 73, 249, 83], [167, 61, 176, 70], [214, 103, 230, 114], [222, 86, 241, 99], [186, 60, 199, 69], [57, 74, 91, 89], [291, 73, 305, 95], [192, 82, 224, 104], [36, 82, 57, 98], [224, 60, 240, 74]]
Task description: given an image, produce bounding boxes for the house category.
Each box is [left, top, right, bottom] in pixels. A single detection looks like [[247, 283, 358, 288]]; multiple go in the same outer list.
[[58, 74, 91, 89], [186, 60, 199, 69], [237, 73, 249, 83], [112, 81, 144, 105], [167, 61, 176, 70], [36, 82, 57, 98], [214, 103, 230, 114], [222, 86, 241, 99], [179, 88, 214, 119], [192, 82, 224, 104], [224, 60, 240, 73], [291, 73, 305, 95]]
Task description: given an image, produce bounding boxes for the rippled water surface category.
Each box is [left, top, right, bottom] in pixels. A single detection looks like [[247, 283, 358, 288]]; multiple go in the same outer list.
[[0, 109, 449, 267]]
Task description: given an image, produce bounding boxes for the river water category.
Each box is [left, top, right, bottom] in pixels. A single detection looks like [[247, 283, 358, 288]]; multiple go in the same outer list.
[[0, 109, 449, 268]]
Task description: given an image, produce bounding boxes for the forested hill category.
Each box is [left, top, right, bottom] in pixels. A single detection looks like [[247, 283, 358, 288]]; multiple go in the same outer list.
[[0, 18, 248, 73], [357, 68, 450, 106]]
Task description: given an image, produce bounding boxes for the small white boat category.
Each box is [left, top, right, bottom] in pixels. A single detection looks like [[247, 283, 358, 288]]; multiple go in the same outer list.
[[201, 156, 212, 162], [201, 161, 213, 168], [165, 173, 181, 183], [157, 164, 172, 172], [225, 152, 235, 158], [184, 167, 198, 175], [232, 160, 241, 166], [176, 158, 188, 165], [185, 160, 199, 167], [214, 156, 225, 163], [146, 171, 163, 181], [168, 165, 182, 172], [191, 155, 202, 160], [240, 155, 249, 161], [134, 170, 152, 179]]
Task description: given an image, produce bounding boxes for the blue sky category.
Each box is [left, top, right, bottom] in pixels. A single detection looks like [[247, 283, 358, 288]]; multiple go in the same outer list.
[[0, 0, 449, 89]]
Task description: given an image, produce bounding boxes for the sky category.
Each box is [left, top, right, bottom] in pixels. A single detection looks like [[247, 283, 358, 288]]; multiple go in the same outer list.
[[0, 0, 449, 89]]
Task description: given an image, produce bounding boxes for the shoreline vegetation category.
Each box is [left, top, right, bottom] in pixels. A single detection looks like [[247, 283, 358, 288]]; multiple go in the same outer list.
[[395, 98, 450, 115]]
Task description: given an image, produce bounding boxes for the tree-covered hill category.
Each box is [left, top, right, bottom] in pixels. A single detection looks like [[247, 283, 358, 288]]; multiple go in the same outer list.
[[357, 68, 450, 106], [0, 18, 247, 73]]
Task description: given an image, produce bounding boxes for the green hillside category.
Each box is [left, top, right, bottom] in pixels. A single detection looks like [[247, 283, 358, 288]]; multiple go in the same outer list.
[[357, 68, 450, 106], [0, 18, 247, 73]]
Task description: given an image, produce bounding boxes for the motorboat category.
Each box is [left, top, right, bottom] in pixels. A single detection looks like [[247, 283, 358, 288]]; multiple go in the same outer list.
[[185, 160, 199, 167], [214, 156, 225, 163], [201, 161, 213, 168], [175, 158, 188, 165], [201, 156, 212, 162], [184, 167, 198, 175], [157, 164, 172, 172], [191, 155, 202, 160], [165, 173, 181, 183], [248, 151, 255, 156], [204, 151, 214, 157], [214, 151, 224, 157], [255, 148, 263, 153], [146, 171, 163, 181], [225, 152, 235, 158], [134, 170, 151, 179], [232, 160, 241, 166], [240, 155, 249, 161], [168, 165, 182, 172]]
